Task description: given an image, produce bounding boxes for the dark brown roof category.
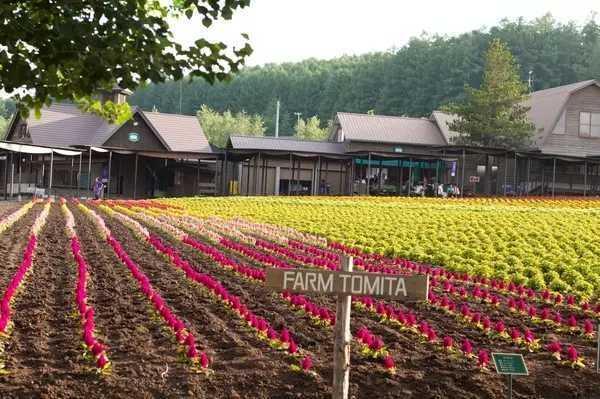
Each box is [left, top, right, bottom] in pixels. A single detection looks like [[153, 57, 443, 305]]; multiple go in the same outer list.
[[229, 135, 345, 155], [336, 112, 447, 145], [15, 103, 212, 153]]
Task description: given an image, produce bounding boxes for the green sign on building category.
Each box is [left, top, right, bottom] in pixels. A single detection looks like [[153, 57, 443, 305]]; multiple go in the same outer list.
[[491, 353, 528, 375], [128, 132, 140, 143]]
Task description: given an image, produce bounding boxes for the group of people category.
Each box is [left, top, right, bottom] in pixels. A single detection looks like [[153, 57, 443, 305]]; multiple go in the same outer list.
[[410, 182, 461, 197]]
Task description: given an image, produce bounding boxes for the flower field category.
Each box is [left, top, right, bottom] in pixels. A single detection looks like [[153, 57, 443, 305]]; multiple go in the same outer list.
[[0, 196, 598, 398]]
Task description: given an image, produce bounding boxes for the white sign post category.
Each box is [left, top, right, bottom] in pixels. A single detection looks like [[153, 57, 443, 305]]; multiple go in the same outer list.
[[266, 255, 429, 399]]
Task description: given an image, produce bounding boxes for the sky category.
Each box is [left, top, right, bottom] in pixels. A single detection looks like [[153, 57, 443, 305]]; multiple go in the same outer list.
[[172, 0, 600, 66]]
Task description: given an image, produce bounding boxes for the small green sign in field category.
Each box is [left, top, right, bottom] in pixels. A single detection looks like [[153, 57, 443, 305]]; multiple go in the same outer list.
[[492, 353, 528, 375]]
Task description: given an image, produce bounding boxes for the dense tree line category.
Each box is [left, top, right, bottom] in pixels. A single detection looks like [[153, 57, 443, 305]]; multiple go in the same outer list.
[[131, 14, 600, 136]]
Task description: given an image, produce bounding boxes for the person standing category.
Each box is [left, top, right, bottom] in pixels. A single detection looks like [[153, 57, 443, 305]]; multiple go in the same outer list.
[[93, 176, 104, 200]]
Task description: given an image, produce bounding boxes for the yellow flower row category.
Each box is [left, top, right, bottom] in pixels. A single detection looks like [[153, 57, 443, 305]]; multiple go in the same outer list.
[[160, 196, 600, 300]]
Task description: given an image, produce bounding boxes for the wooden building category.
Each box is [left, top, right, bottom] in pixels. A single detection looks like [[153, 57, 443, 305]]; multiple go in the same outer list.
[[3, 80, 600, 199], [1, 88, 217, 199], [223, 80, 600, 197]]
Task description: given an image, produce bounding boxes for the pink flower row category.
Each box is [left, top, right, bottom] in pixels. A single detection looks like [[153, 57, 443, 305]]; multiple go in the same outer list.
[[256, 239, 338, 271], [353, 296, 490, 369], [80, 203, 207, 368], [183, 236, 266, 281], [0, 200, 51, 334], [219, 237, 293, 269], [107, 234, 206, 366], [70, 234, 110, 370], [147, 234, 310, 370]]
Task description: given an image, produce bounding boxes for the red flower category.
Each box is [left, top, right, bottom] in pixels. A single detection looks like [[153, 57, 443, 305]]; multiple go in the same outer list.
[[288, 340, 298, 354], [478, 350, 490, 368], [461, 339, 473, 355], [200, 352, 210, 368], [301, 356, 313, 371], [383, 355, 395, 371], [567, 345, 578, 362], [442, 336, 453, 349]]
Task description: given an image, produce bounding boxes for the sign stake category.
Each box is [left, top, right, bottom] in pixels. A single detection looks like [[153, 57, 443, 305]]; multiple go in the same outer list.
[[596, 322, 600, 373], [491, 353, 527, 399], [332, 255, 352, 399]]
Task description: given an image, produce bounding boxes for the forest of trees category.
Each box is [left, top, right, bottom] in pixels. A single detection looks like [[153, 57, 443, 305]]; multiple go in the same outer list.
[[130, 14, 600, 136]]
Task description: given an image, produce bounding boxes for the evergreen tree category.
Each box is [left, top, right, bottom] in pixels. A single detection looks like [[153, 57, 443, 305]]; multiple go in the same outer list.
[[129, 14, 600, 126], [445, 39, 535, 148], [197, 105, 265, 147], [294, 116, 329, 140]]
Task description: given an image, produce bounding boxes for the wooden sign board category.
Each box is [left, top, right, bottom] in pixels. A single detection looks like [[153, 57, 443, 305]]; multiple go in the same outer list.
[[492, 353, 528, 376], [265, 268, 429, 301]]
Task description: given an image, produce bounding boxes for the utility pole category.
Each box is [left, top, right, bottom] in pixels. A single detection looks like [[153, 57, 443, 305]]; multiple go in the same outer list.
[[294, 112, 302, 127], [528, 70, 534, 92], [275, 100, 280, 138]]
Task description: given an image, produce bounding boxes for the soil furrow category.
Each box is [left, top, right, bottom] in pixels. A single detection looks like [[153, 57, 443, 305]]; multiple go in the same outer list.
[[127, 211, 506, 398], [0, 204, 84, 397], [99, 206, 331, 399], [0, 204, 42, 291], [162, 215, 600, 399], [71, 205, 197, 398]]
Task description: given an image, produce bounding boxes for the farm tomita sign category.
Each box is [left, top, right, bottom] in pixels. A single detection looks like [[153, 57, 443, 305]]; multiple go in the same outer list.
[[266, 268, 428, 301], [266, 258, 429, 399]]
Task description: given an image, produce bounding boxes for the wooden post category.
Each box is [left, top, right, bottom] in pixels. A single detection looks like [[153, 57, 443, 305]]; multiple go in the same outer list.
[[399, 159, 403, 195], [87, 147, 93, 192], [17, 151, 22, 201], [339, 160, 343, 195], [107, 151, 113, 199], [366, 152, 371, 196], [223, 151, 229, 196], [48, 151, 54, 196], [3, 151, 8, 201], [332, 255, 353, 399], [9, 154, 14, 198], [552, 158, 556, 198], [246, 158, 251, 196], [408, 157, 413, 196], [503, 153, 508, 197], [513, 153, 518, 196], [584, 161, 588, 197], [460, 149, 466, 197], [133, 153, 139, 200], [288, 153, 293, 195], [525, 157, 531, 197], [253, 153, 259, 195], [69, 157, 74, 193], [196, 158, 201, 196], [77, 153, 82, 198]]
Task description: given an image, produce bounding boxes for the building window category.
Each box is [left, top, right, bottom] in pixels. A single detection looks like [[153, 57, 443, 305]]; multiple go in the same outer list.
[[579, 112, 600, 138]]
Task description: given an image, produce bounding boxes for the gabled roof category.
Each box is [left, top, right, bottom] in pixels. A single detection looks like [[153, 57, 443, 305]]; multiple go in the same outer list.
[[144, 111, 211, 153], [24, 103, 110, 148], [9, 103, 212, 153], [526, 79, 600, 144], [430, 111, 461, 144], [335, 112, 447, 146], [229, 135, 345, 155]]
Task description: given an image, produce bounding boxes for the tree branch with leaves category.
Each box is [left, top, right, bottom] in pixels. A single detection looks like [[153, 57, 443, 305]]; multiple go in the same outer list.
[[0, 0, 253, 123]]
